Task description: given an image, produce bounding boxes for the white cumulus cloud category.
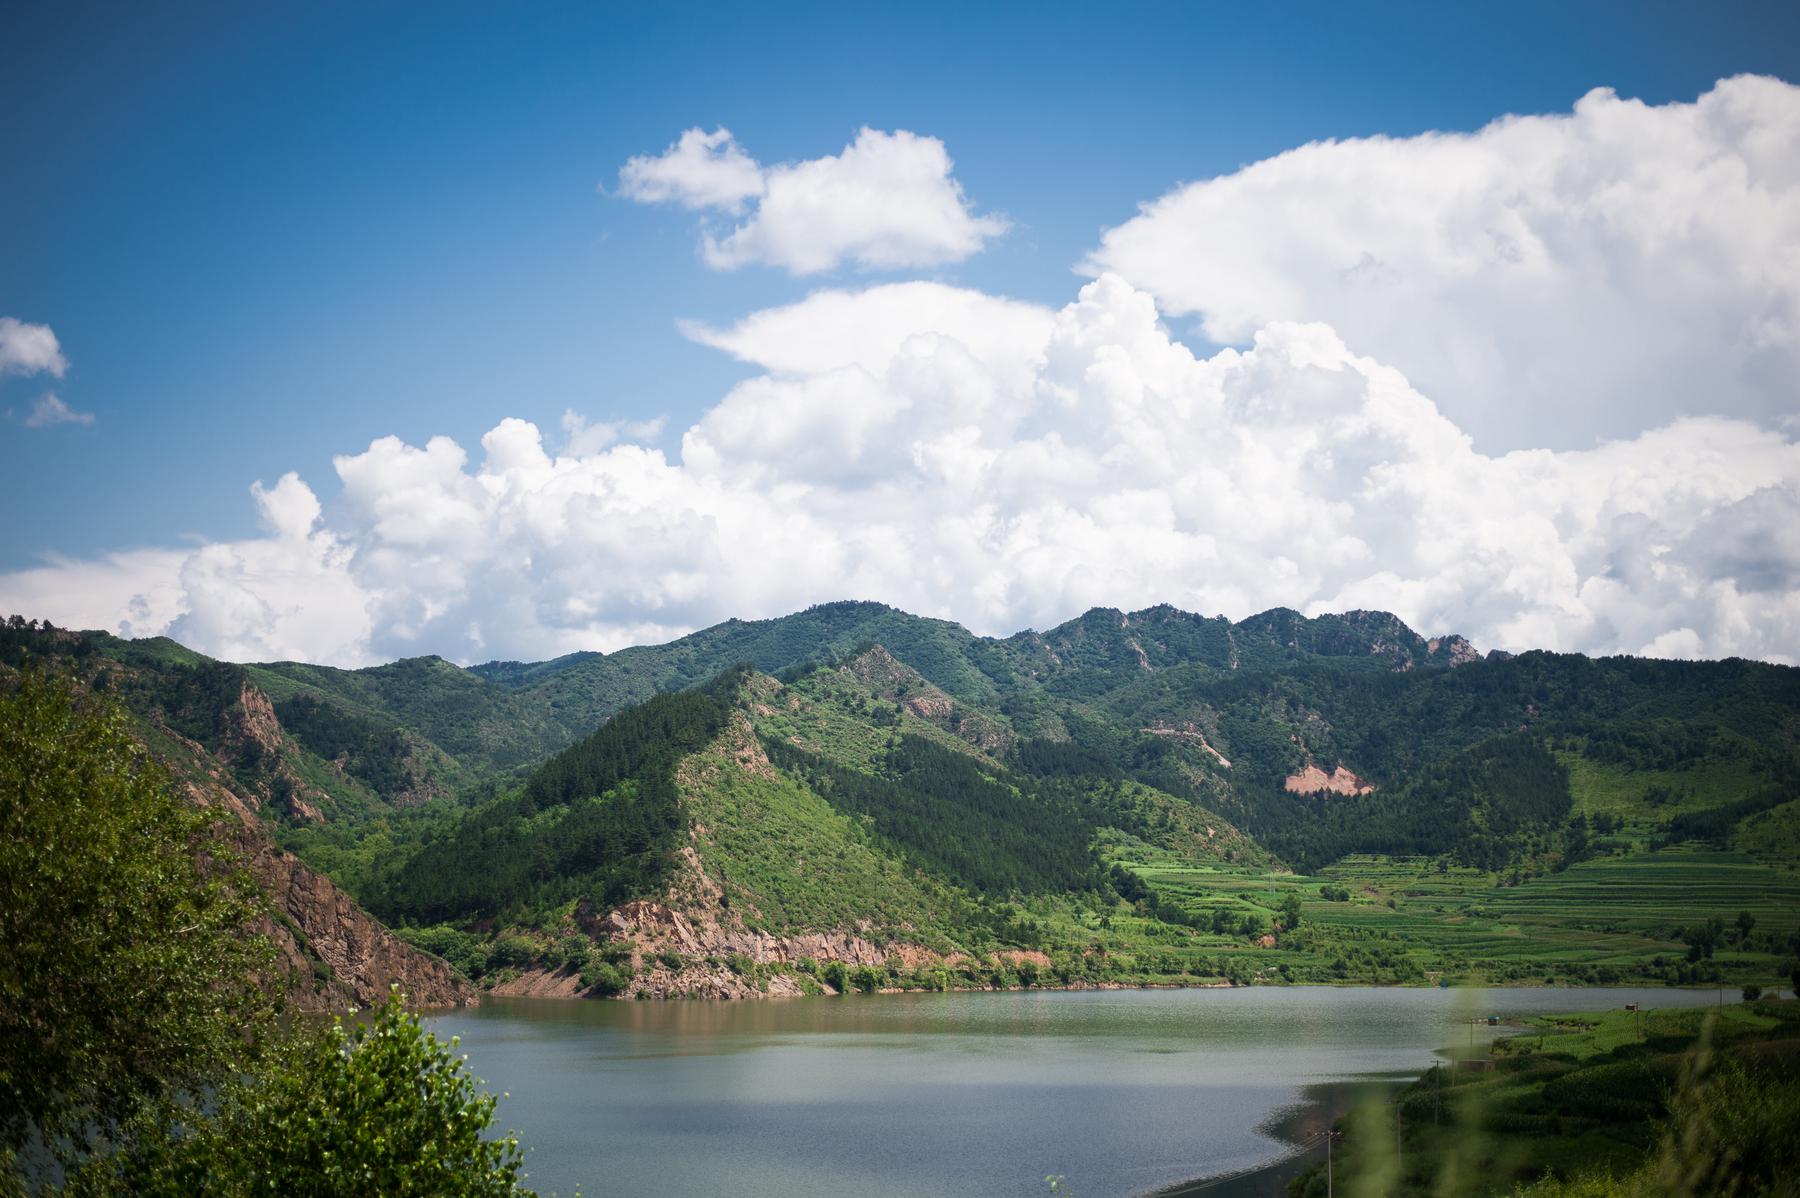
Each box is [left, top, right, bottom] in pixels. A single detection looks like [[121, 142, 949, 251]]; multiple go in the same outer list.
[[159, 473, 373, 665], [5, 276, 1797, 667], [0, 474, 371, 665], [0, 317, 69, 378], [1083, 75, 1800, 451], [560, 409, 667, 456], [616, 126, 765, 212], [681, 281, 1055, 406], [616, 126, 1008, 274], [21, 393, 95, 428]]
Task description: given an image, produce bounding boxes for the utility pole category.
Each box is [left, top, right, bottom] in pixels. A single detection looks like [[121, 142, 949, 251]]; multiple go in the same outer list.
[[1327, 1129, 1334, 1198]]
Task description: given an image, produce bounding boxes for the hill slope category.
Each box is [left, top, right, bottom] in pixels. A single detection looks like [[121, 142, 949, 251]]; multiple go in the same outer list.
[[0, 621, 474, 1010]]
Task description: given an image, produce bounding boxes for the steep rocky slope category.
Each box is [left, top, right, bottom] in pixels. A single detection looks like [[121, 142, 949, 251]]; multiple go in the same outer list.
[[0, 624, 473, 1010]]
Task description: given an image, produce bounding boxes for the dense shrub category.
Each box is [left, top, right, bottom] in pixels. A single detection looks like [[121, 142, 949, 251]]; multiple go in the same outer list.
[[55, 991, 533, 1197], [579, 961, 634, 997]]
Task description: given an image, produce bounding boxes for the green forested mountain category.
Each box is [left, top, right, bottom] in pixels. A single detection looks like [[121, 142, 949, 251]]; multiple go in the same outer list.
[[4, 603, 1797, 1001], [375, 686, 732, 924], [451, 600, 1485, 737]]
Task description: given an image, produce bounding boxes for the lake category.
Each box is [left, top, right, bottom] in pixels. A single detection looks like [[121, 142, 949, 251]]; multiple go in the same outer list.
[[428, 986, 1732, 1197]]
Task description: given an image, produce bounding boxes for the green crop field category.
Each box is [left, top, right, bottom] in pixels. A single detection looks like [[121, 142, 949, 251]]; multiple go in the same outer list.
[[1108, 843, 1800, 989]]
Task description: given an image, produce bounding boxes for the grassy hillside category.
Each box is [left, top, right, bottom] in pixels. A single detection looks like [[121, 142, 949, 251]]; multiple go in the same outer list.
[[673, 716, 961, 941]]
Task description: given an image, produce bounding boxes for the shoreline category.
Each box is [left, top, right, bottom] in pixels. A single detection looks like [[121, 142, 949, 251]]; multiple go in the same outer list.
[[1149, 1075, 1413, 1198], [474, 971, 1765, 1004], [1148, 988, 1794, 1197]]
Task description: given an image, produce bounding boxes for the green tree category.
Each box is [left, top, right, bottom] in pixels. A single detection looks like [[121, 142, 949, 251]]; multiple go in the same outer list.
[[3, 672, 537, 1198], [0, 672, 269, 1164], [579, 960, 633, 996], [1280, 892, 1303, 932], [57, 990, 535, 1198]]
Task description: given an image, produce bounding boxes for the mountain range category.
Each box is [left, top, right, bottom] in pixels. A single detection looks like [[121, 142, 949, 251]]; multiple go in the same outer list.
[[5, 600, 1796, 1003]]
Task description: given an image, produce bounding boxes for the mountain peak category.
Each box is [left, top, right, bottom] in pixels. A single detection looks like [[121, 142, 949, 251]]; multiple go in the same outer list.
[[1233, 608, 1477, 670], [836, 642, 937, 697]]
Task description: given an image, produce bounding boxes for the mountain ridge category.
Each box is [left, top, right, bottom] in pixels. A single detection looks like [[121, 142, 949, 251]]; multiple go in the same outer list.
[[5, 602, 1796, 1004]]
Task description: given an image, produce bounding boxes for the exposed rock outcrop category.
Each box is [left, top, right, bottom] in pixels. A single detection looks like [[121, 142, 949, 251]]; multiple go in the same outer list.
[[487, 966, 587, 999], [1142, 723, 1232, 767], [593, 899, 899, 968], [630, 960, 810, 1001], [139, 685, 476, 1011], [1283, 764, 1375, 796], [1427, 635, 1481, 666], [249, 829, 472, 1010], [218, 677, 331, 822], [840, 646, 1013, 753], [580, 886, 947, 1000], [186, 771, 475, 1011]]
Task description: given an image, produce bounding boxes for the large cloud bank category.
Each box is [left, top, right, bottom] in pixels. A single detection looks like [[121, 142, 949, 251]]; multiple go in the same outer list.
[[1085, 75, 1800, 450], [9, 79, 1798, 667], [7, 274, 1796, 667], [617, 126, 1008, 274]]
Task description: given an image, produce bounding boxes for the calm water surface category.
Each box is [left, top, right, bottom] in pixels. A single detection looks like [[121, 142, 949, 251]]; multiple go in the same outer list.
[[429, 986, 1728, 1198]]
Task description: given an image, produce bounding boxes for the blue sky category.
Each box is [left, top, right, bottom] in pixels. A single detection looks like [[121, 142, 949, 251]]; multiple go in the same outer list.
[[3, 1, 1798, 665]]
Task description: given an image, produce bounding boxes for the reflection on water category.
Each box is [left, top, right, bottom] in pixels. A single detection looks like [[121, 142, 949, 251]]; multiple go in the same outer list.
[[429, 986, 1726, 1198]]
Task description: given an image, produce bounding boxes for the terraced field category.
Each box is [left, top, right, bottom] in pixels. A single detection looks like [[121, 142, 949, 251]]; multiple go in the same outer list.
[[1476, 850, 1800, 935], [1112, 844, 1800, 988]]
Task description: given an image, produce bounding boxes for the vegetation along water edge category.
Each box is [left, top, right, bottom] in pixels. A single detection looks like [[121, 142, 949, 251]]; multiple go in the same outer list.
[[1278, 996, 1800, 1198]]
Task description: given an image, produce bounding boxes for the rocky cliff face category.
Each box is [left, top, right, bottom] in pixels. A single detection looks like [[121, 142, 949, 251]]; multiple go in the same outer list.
[[186, 767, 476, 1012], [112, 663, 477, 1010], [1426, 635, 1481, 667], [582, 898, 944, 1000], [218, 677, 330, 821], [250, 827, 472, 1010]]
